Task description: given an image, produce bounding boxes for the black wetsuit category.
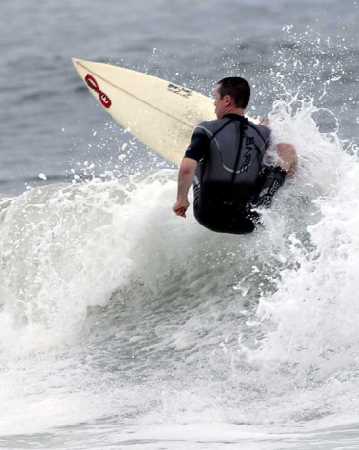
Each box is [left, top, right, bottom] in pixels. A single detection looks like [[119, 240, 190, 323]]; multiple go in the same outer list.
[[185, 114, 284, 234]]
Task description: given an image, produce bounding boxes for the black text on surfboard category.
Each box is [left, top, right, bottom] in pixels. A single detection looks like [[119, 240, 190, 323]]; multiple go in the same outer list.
[[167, 83, 192, 98]]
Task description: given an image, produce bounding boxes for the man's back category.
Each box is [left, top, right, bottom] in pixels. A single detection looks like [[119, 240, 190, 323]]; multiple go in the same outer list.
[[190, 114, 271, 233], [194, 114, 271, 200]]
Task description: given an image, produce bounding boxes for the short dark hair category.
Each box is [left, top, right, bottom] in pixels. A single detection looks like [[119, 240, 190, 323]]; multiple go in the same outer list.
[[216, 77, 250, 109]]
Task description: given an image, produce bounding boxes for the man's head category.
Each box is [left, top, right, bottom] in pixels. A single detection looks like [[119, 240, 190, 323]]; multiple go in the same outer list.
[[213, 77, 250, 119]]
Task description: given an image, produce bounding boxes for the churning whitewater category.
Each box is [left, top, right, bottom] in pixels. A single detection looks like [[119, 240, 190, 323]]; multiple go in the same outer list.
[[1, 94, 359, 449]]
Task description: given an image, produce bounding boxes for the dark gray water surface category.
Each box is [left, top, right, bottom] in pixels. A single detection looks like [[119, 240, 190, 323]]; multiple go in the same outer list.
[[1, 0, 358, 193]]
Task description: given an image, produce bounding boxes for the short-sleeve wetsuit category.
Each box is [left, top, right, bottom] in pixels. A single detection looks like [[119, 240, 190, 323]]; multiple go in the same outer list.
[[185, 113, 272, 234]]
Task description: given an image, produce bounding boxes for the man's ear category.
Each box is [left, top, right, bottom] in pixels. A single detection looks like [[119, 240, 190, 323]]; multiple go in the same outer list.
[[224, 95, 232, 106]]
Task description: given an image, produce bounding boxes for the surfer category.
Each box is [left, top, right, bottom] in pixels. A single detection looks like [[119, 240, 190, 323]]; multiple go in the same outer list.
[[173, 77, 297, 234]]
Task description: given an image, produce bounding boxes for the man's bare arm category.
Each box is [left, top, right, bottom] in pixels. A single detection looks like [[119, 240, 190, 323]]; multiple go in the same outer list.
[[258, 117, 298, 175], [173, 157, 198, 218], [177, 158, 198, 200], [276, 143, 297, 176]]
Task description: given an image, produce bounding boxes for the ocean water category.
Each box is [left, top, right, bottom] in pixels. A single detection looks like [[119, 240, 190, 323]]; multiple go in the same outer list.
[[1, 1, 359, 449]]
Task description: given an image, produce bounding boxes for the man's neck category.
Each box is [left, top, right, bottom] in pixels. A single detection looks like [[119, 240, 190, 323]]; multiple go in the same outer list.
[[222, 107, 245, 118]]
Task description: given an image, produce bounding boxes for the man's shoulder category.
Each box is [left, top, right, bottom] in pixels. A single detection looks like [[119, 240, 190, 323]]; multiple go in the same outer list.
[[247, 118, 270, 132], [194, 118, 229, 137], [246, 119, 271, 143]]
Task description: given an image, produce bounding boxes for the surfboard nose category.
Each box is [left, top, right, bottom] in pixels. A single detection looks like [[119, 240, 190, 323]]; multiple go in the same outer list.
[[72, 57, 92, 67], [72, 58, 96, 72], [72, 57, 81, 67], [72, 58, 84, 78]]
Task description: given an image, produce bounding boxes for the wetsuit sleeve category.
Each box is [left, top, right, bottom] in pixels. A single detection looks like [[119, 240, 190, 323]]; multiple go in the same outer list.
[[259, 126, 272, 166], [184, 129, 210, 162], [266, 128, 272, 149], [261, 125, 271, 150]]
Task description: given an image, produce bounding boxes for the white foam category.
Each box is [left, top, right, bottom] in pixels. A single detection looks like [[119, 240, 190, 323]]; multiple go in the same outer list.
[[0, 96, 356, 438]]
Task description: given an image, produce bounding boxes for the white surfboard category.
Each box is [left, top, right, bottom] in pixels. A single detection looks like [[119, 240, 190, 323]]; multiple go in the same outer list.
[[72, 58, 216, 165]]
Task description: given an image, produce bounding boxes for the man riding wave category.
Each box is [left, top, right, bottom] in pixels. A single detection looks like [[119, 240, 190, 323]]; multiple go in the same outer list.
[[173, 77, 297, 234]]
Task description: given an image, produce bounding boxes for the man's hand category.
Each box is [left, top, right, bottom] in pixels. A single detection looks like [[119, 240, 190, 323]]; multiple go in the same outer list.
[[173, 198, 190, 218]]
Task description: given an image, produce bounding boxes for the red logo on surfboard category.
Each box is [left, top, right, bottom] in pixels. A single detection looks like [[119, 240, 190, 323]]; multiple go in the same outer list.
[[84, 74, 112, 109]]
